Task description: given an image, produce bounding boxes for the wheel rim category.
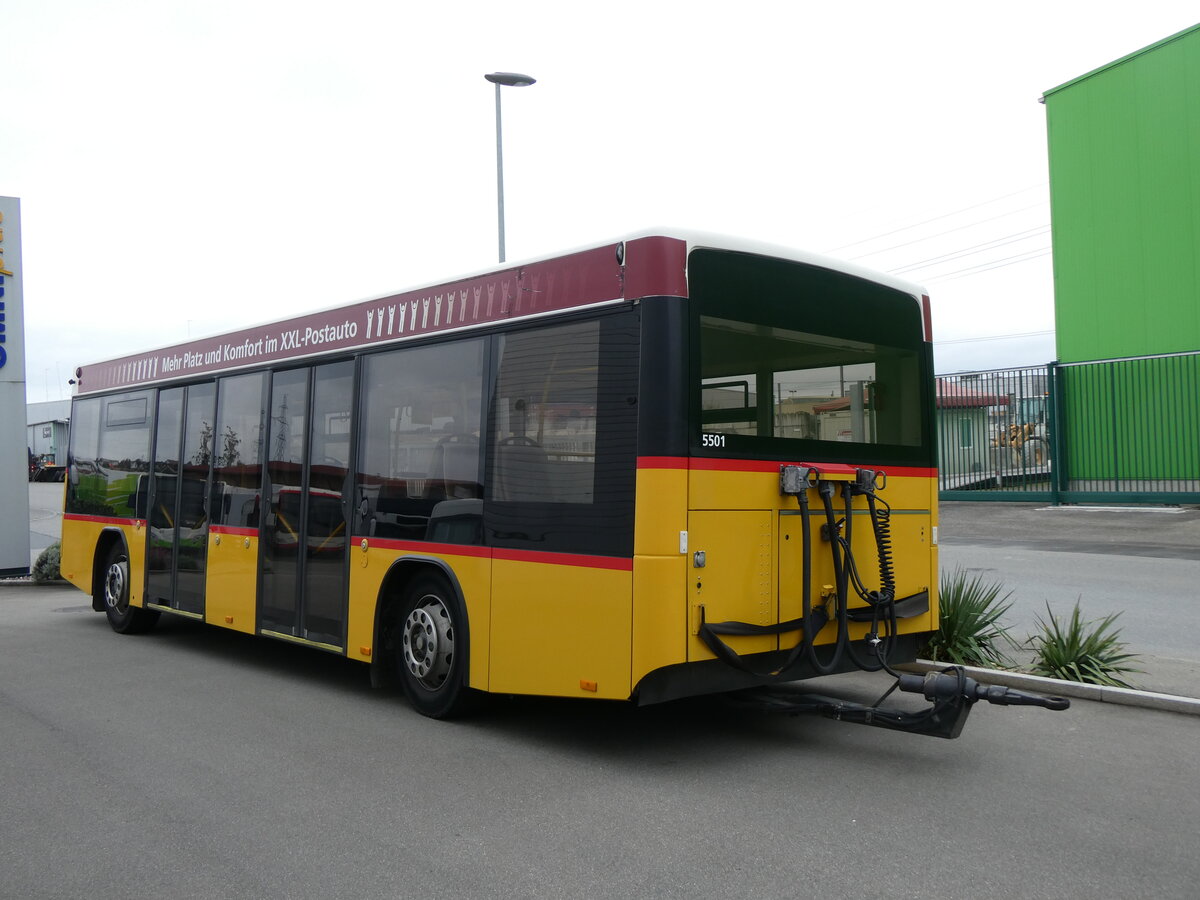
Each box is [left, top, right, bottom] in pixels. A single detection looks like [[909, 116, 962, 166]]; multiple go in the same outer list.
[[401, 595, 454, 691], [104, 558, 129, 613]]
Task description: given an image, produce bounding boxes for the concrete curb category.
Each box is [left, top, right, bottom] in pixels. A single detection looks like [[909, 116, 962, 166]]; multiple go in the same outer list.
[[900, 659, 1200, 716]]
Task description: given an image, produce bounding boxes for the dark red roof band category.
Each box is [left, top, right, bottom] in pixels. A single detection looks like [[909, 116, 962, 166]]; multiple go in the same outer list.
[[75, 236, 689, 395]]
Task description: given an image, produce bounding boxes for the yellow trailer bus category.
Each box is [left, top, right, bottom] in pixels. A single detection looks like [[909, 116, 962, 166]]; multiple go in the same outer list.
[[60, 232, 1065, 737]]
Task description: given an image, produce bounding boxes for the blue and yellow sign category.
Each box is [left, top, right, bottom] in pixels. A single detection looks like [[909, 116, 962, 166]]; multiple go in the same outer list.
[[0, 196, 24, 378]]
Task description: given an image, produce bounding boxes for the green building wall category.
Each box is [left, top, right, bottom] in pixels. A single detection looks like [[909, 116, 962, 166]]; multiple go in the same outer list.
[[1043, 24, 1200, 364]]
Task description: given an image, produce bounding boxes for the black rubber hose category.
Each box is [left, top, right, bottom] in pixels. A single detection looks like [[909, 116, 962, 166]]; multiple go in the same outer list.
[[808, 483, 847, 675]]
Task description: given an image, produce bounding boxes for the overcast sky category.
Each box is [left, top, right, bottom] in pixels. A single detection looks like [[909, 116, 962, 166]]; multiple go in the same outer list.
[[6, 1, 1198, 403]]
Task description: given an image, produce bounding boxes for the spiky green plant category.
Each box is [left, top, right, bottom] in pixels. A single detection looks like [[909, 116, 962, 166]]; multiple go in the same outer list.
[[922, 567, 1016, 668], [1027, 601, 1141, 689]]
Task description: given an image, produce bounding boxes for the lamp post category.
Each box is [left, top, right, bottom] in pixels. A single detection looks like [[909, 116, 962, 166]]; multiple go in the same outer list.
[[484, 71, 536, 264]]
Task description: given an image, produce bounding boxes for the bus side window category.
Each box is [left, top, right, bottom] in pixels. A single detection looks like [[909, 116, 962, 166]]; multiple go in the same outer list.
[[356, 338, 485, 543], [485, 313, 638, 557], [65, 397, 102, 515], [211, 372, 267, 529], [490, 323, 600, 505]]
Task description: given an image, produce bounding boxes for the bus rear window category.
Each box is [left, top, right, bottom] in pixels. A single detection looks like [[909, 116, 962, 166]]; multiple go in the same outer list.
[[687, 249, 933, 463], [699, 316, 924, 448]]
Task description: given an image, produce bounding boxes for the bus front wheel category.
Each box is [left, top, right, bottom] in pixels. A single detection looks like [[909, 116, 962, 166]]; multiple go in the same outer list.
[[101, 544, 159, 635], [394, 574, 477, 718]]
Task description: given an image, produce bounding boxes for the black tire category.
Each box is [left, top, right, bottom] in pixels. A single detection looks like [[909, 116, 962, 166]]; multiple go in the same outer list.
[[100, 543, 159, 635], [393, 573, 478, 718]]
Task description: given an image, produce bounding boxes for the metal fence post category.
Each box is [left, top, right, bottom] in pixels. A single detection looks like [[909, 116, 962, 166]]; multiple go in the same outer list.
[[1046, 361, 1066, 504]]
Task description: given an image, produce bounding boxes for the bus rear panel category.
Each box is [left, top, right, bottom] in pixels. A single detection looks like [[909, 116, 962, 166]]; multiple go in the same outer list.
[[631, 247, 937, 703]]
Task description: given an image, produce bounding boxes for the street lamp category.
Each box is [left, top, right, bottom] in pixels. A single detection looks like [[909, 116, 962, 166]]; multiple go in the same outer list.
[[484, 71, 536, 264]]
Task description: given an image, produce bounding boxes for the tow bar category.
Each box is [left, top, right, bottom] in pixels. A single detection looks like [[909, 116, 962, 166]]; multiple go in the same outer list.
[[731, 666, 1070, 740]]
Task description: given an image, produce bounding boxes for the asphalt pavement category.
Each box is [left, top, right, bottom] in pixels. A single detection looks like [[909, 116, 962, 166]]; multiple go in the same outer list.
[[8, 487, 1200, 900], [2, 582, 1199, 900], [938, 500, 1200, 559], [27, 480, 63, 568], [938, 500, 1200, 700]]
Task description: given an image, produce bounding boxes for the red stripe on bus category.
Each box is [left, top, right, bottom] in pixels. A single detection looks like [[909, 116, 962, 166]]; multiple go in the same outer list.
[[64, 513, 146, 528], [362, 538, 493, 559], [360, 538, 633, 571], [637, 456, 935, 478], [209, 525, 257, 537], [687, 458, 938, 478], [637, 456, 689, 469], [492, 549, 633, 571]]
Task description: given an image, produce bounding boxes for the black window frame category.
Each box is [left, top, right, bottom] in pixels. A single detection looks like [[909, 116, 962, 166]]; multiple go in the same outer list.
[[65, 389, 156, 520], [353, 335, 490, 545], [482, 307, 640, 558], [687, 249, 936, 468]]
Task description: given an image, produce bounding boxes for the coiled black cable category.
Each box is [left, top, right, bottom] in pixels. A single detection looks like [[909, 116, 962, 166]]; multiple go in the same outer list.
[[839, 483, 884, 672], [839, 479, 902, 674], [866, 491, 896, 605]]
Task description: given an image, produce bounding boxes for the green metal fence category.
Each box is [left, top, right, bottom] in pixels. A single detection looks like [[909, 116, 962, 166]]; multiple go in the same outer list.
[[937, 351, 1200, 504]]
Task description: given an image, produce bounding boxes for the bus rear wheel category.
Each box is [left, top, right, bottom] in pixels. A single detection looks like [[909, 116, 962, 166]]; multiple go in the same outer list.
[[101, 544, 159, 635], [394, 574, 477, 719]]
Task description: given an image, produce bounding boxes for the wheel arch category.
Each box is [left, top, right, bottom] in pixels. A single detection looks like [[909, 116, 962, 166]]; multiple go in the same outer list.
[[91, 528, 131, 612], [370, 556, 472, 691]]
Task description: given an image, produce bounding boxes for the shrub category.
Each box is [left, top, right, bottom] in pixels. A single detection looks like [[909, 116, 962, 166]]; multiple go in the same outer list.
[[1027, 601, 1141, 689], [32, 541, 63, 584], [923, 566, 1016, 668]]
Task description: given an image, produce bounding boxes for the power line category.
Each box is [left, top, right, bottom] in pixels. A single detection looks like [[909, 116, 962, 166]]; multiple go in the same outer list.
[[935, 329, 1054, 346], [847, 204, 1049, 262], [823, 183, 1048, 254], [921, 247, 1053, 283], [889, 225, 1050, 275]]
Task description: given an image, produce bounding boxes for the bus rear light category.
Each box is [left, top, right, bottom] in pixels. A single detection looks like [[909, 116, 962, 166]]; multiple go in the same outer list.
[[580, 679, 598, 692]]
